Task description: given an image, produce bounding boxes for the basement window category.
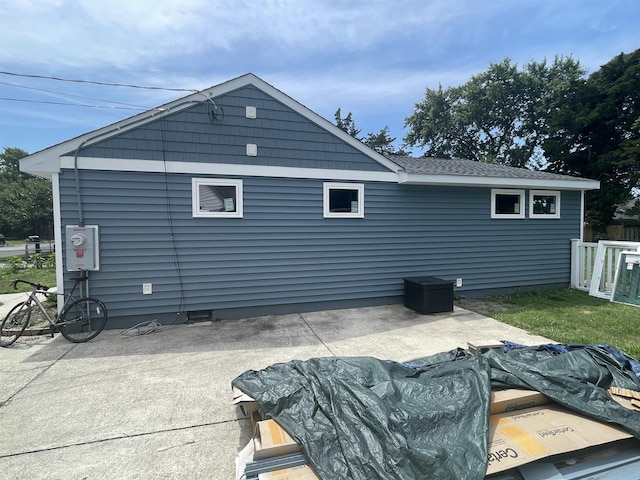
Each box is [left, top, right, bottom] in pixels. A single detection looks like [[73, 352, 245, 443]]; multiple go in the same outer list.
[[192, 178, 243, 218], [530, 190, 560, 218], [491, 189, 525, 219], [323, 183, 364, 218]]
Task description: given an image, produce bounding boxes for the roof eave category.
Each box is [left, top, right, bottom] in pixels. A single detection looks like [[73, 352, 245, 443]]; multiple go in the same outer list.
[[20, 155, 58, 179], [397, 172, 600, 191]]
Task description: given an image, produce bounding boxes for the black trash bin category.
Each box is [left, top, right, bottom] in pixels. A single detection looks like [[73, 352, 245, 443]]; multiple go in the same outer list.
[[28, 235, 41, 253], [404, 276, 454, 314]]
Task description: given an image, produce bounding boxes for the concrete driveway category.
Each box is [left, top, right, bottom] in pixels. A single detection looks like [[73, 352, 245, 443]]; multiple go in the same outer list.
[[0, 304, 551, 479]]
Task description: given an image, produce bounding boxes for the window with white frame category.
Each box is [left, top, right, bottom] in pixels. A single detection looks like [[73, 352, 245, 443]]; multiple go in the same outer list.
[[323, 182, 364, 218], [529, 190, 560, 218], [491, 189, 525, 219], [192, 178, 243, 218]]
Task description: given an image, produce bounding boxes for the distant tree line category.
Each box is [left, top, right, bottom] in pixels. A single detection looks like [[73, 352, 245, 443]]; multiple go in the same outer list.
[[338, 49, 640, 235], [0, 147, 53, 239]]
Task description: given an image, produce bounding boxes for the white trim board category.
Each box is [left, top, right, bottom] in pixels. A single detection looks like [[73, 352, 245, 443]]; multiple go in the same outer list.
[[398, 171, 599, 191], [58, 156, 599, 189], [59, 156, 398, 183]]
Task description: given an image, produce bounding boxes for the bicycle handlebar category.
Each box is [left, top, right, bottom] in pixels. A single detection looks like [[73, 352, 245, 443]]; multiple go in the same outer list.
[[11, 279, 50, 292]]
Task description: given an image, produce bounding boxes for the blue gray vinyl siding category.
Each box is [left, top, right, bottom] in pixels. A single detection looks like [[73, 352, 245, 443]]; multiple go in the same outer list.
[[59, 169, 581, 326], [70, 86, 389, 172]]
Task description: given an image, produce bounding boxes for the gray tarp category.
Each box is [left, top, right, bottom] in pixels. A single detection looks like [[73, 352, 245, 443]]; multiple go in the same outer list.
[[232, 344, 640, 479]]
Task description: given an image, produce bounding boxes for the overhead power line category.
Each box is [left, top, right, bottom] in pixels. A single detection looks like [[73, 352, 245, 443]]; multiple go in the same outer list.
[[0, 97, 146, 110], [0, 70, 199, 93], [0, 80, 153, 109]]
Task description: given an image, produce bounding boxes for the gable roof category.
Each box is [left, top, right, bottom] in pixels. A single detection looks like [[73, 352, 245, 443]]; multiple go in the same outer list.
[[20, 73, 400, 178], [387, 155, 600, 191]]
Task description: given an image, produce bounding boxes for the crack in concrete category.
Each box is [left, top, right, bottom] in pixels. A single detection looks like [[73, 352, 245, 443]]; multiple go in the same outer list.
[[298, 313, 336, 356], [3, 344, 77, 407], [0, 418, 237, 459]]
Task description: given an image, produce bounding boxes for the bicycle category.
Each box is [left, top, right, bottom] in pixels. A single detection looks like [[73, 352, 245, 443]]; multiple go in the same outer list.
[[0, 274, 108, 347]]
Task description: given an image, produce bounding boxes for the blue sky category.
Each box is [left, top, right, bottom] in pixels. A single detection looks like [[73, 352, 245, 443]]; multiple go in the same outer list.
[[1, 0, 639, 157]]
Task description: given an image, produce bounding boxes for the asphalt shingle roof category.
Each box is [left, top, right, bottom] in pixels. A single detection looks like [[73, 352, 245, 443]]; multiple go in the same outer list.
[[385, 155, 594, 184]]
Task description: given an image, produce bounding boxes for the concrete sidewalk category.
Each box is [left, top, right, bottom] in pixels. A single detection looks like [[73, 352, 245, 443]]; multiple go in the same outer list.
[[0, 303, 552, 479], [0, 292, 28, 319]]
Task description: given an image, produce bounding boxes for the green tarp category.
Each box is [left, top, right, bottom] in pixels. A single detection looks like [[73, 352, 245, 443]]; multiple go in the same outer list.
[[233, 344, 640, 479]]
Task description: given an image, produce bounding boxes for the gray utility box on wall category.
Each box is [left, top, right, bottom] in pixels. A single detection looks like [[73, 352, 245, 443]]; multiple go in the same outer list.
[[404, 276, 454, 314]]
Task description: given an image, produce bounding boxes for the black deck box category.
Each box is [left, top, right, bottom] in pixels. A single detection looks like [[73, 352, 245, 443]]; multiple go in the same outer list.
[[403, 276, 454, 314]]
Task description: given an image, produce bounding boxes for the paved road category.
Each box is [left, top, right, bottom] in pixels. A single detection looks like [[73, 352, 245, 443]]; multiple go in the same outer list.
[[0, 244, 54, 259]]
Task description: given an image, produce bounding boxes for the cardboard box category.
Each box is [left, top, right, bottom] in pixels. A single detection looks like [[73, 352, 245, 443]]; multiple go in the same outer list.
[[486, 404, 633, 475], [258, 465, 320, 480], [254, 419, 302, 460], [232, 386, 260, 416], [490, 389, 550, 415]]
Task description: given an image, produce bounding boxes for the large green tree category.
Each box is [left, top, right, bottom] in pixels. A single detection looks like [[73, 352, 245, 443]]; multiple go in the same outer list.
[[544, 49, 640, 232], [403, 56, 585, 168], [0, 147, 53, 238]]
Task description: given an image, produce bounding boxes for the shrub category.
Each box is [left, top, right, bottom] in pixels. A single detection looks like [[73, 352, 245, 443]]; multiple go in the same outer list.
[[6, 256, 25, 272]]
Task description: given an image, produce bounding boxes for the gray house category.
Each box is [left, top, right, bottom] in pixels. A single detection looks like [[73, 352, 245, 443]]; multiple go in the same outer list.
[[20, 73, 599, 328]]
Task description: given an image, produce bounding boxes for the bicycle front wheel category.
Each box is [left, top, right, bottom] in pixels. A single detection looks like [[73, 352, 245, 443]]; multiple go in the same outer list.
[[0, 302, 32, 347], [58, 298, 107, 343]]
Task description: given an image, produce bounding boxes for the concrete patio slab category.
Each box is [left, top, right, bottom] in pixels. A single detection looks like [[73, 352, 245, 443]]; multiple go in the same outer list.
[[0, 303, 552, 479]]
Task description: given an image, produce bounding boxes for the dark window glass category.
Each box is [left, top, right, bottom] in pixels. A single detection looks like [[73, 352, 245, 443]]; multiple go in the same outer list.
[[329, 189, 359, 213], [495, 194, 521, 215]]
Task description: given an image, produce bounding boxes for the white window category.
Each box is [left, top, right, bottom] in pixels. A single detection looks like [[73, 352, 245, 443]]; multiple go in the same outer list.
[[323, 183, 364, 218], [192, 178, 243, 218], [491, 189, 525, 219], [529, 190, 560, 218]]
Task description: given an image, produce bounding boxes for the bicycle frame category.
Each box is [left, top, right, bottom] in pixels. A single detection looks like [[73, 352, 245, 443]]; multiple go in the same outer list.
[[22, 277, 86, 329], [2, 275, 108, 346]]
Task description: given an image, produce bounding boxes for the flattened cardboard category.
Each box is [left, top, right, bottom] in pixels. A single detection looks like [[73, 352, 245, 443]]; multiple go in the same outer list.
[[490, 389, 550, 415], [235, 439, 254, 480], [254, 419, 302, 460], [258, 465, 320, 480], [467, 340, 504, 355], [486, 405, 633, 475], [232, 385, 260, 415]]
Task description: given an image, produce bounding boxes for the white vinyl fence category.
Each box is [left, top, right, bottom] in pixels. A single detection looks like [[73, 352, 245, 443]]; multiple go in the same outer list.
[[571, 239, 640, 298]]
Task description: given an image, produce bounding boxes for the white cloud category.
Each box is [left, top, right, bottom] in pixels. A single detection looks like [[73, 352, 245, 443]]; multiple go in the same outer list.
[[0, 0, 491, 71], [2, 0, 639, 155]]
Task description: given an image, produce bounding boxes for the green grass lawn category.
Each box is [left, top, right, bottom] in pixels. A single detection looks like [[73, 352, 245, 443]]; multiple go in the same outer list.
[[0, 258, 57, 294], [474, 287, 640, 359]]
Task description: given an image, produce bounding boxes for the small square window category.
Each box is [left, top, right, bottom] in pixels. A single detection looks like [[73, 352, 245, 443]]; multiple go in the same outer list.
[[323, 183, 364, 218], [192, 178, 243, 218], [530, 190, 560, 218], [491, 189, 525, 219]]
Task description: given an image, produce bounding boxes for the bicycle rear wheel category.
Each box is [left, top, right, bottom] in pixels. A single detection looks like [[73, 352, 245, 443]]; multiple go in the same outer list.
[[0, 302, 32, 347], [58, 297, 107, 343]]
